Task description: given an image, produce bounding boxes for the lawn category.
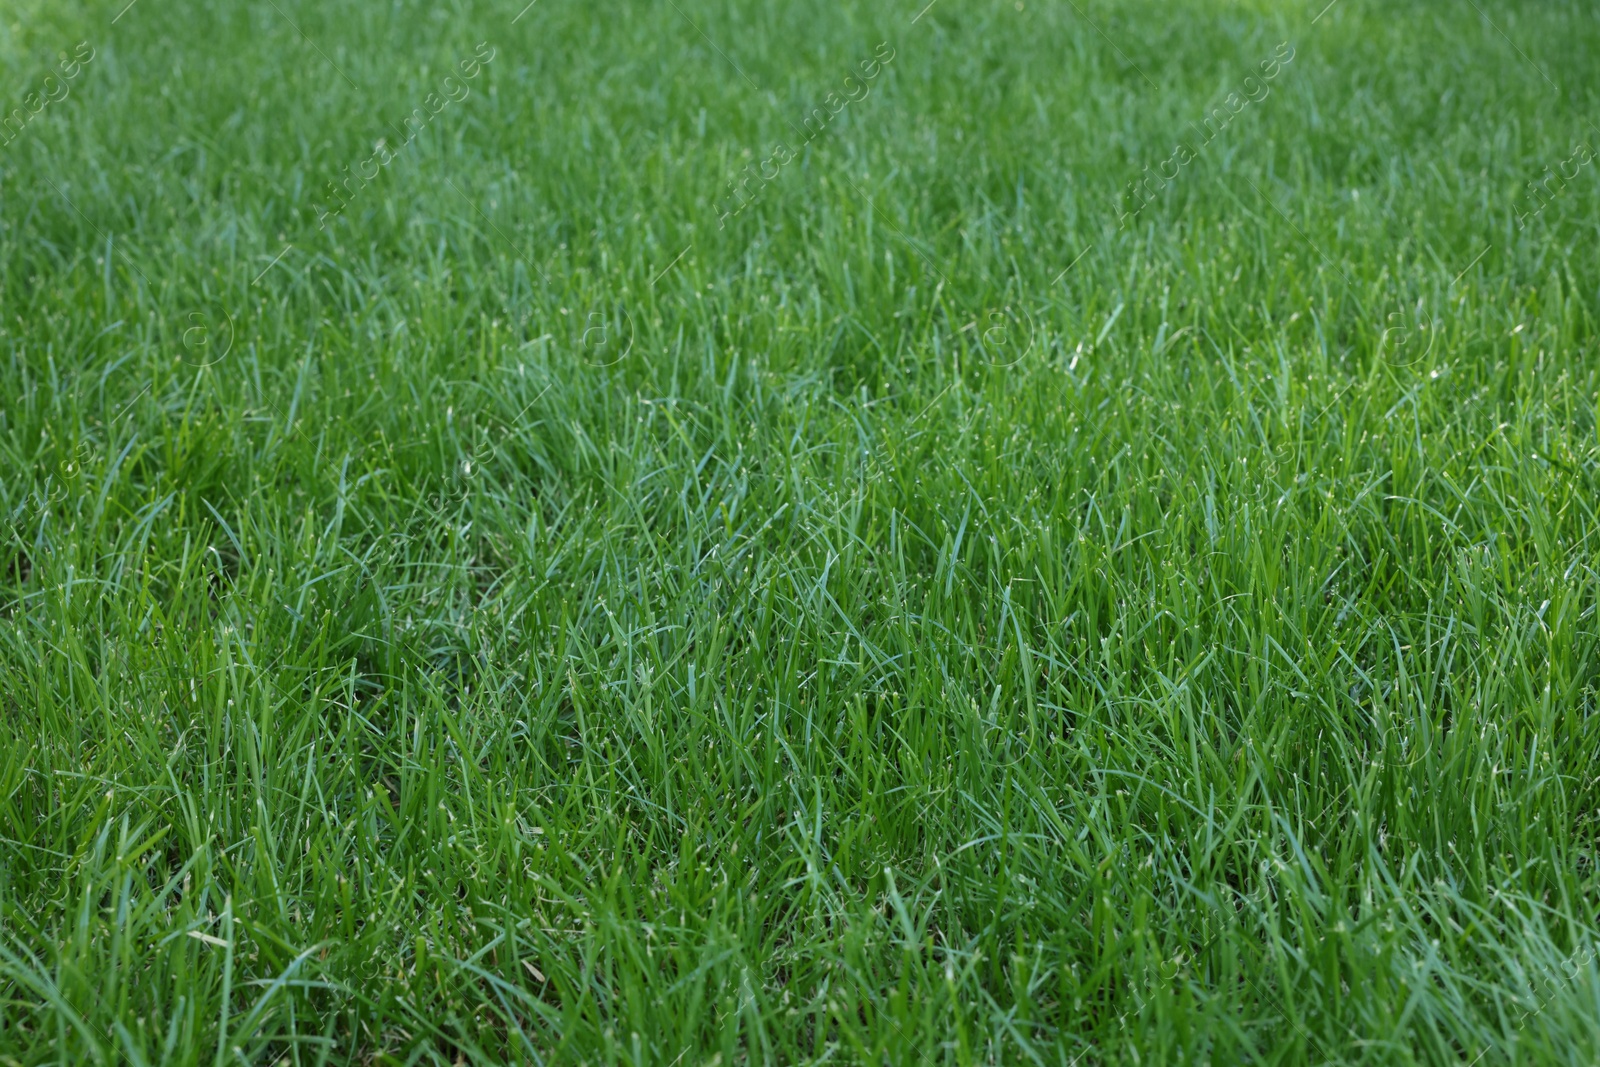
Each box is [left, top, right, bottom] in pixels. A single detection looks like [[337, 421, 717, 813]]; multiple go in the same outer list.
[[1, 0, 1599, 1062]]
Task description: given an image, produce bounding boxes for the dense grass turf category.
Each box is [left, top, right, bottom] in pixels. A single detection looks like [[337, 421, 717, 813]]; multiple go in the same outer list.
[[2, 0, 1600, 1062]]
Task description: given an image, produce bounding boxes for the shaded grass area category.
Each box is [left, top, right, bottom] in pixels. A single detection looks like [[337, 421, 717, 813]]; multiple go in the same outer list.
[[2, 0, 1599, 1062]]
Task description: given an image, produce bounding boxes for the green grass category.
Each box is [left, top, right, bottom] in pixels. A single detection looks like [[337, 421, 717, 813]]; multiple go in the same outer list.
[[2, 0, 1599, 1062]]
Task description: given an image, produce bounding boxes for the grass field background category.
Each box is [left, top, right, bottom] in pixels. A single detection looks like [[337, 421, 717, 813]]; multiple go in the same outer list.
[[2, 0, 1599, 1062]]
